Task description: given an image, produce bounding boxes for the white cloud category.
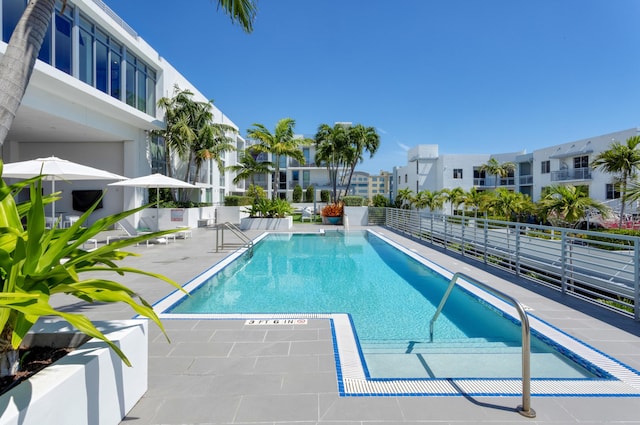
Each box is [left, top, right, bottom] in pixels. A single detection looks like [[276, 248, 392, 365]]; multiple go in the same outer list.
[[397, 142, 411, 152]]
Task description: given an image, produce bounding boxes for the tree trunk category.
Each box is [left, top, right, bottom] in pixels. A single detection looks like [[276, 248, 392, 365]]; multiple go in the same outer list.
[[0, 0, 56, 146]]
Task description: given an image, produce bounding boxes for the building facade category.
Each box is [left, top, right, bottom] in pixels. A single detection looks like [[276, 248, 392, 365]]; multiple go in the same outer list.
[[0, 0, 245, 221], [393, 128, 640, 216]]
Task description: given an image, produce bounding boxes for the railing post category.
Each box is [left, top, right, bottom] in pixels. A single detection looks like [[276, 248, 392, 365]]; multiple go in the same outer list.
[[561, 230, 567, 293], [483, 218, 488, 264], [461, 215, 466, 257], [515, 223, 521, 276], [635, 236, 640, 321]]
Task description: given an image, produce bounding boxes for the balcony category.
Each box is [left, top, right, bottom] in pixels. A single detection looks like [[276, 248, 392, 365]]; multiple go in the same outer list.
[[551, 168, 592, 182], [519, 175, 533, 186]]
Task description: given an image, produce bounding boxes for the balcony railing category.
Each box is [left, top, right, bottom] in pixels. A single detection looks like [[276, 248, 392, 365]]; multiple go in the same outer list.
[[551, 168, 592, 182], [519, 175, 533, 185]]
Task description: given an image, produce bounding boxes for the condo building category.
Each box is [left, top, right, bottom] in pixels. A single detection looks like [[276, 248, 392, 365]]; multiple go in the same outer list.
[[393, 127, 640, 216], [0, 0, 245, 221]]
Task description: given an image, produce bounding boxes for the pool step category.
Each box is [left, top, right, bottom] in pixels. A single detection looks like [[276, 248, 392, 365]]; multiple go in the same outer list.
[[359, 338, 521, 355]]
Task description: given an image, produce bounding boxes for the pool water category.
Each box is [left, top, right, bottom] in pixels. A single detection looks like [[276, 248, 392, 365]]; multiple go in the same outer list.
[[167, 231, 604, 379]]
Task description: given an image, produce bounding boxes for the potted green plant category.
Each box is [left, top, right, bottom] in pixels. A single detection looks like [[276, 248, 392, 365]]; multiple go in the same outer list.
[[240, 198, 293, 230], [0, 164, 184, 421]]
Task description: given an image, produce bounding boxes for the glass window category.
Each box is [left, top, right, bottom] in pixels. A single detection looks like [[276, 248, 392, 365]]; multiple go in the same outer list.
[[541, 160, 550, 174], [137, 63, 146, 112], [453, 168, 463, 179], [95, 39, 108, 93], [146, 70, 156, 115], [78, 27, 94, 85], [574, 155, 589, 169], [54, 12, 72, 74], [303, 170, 310, 187], [606, 183, 620, 200], [110, 47, 121, 100], [125, 58, 135, 107]]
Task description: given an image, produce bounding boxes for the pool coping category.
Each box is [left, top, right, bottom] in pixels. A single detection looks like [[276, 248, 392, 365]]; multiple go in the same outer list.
[[152, 230, 640, 398]]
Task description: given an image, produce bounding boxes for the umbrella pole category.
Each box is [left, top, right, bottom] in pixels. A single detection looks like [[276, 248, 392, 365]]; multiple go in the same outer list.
[[51, 180, 55, 220], [156, 186, 160, 231]]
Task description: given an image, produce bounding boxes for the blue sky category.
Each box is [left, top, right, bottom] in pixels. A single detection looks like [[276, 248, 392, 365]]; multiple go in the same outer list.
[[107, 0, 640, 174]]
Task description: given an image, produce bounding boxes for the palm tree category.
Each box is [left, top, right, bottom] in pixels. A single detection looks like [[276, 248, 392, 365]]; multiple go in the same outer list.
[[227, 148, 273, 188], [341, 124, 380, 196], [0, 0, 257, 147], [538, 185, 609, 228], [192, 122, 238, 185], [480, 158, 516, 190], [441, 187, 465, 215], [314, 123, 350, 203], [396, 187, 414, 209], [247, 118, 307, 199], [591, 136, 640, 228], [462, 187, 486, 219]]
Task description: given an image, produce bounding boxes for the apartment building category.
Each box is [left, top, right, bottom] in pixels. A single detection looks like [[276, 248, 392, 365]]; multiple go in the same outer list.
[[393, 127, 640, 215], [0, 0, 244, 220]]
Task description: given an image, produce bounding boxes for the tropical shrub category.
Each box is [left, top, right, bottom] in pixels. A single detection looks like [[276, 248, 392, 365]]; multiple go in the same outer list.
[[342, 196, 364, 206], [0, 167, 183, 377], [320, 190, 330, 203], [224, 195, 253, 206], [372, 194, 389, 207], [292, 184, 302, 202], [244, 198, 293, 218], [305, 185, 314, 202], [246, 184, 267, 200]]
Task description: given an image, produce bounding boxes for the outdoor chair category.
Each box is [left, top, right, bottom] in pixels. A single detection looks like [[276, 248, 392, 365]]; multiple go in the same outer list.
[[106, 219, 167, 246], [301, 207, 314, 222]]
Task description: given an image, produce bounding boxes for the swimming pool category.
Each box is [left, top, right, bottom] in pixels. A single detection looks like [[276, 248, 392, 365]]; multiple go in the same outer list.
[[155, 230, 640, 396]]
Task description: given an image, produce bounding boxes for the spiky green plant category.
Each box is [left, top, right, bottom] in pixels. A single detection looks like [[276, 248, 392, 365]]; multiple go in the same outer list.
[[0, 164, 184, 376]]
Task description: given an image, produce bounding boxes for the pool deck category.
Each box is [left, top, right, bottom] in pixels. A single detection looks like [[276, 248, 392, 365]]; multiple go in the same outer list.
[[52, 223, 640, 424]]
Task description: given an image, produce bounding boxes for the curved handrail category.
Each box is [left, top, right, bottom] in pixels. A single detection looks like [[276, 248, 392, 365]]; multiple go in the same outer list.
[[429, 272, 536, 418], [215, 222, 253, 255]]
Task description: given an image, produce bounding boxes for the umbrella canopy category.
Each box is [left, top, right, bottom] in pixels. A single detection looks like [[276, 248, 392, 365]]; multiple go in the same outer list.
[[109, 173, 197, 207], [2, 156, 127, 218]]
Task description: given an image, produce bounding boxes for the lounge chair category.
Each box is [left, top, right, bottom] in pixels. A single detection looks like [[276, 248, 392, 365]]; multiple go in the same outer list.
[[106, 219, 167, 246], [300, 207, 314, 222]]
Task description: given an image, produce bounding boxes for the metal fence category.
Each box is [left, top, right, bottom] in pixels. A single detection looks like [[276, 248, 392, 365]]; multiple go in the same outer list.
[[381, 208, 640, 320]]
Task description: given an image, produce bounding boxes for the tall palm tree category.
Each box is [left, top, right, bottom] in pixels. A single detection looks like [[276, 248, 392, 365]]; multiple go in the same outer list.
[[591, 136, 640, 228], [247, 118, 307, 199], [227, 148, 273, 188], [0, 0, 257, 147], [462, 187, 486, 219], [192, 122, 238, 185], [314, 123, 350, 203], [480, 158, 516, 190], [396, 187, 414, 209], [441, 187, 465, 215], [341, 124, 380, 196], [538, 185, 609, 228]]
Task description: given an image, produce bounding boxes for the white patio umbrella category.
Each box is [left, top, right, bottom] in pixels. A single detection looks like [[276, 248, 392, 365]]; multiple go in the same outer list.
[[2, 156, 127, 219], [109, 174, 197, 231], [109, 173, 197, 206]]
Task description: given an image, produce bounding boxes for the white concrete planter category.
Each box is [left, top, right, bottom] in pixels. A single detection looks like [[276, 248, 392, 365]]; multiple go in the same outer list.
[[344, 206, 368, 226], [217, 206, 250, 225], [239, 216, 293, 230], [0, 320, 148, 425]]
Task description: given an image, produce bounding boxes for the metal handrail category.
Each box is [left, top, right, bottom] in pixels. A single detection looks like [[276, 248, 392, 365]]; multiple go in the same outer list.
[[429, 272, 536, 418], [215, 222, 253, 255]]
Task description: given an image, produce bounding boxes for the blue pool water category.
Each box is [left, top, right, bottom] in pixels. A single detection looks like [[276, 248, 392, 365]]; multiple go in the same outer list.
[[166, 231, 606, 380]]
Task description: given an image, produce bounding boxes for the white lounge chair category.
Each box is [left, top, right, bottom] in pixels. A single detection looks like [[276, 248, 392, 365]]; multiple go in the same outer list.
[[106, 220, 166, 246], [301, 207, 314, 222]]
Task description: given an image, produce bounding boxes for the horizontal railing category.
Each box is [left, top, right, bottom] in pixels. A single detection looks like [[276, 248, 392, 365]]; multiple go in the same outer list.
[[383, 208, 640, 320]]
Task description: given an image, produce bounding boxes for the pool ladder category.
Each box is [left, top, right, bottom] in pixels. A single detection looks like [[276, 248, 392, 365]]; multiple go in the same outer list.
[[215, 222, 254, 256], [429, 272, 536, 419]]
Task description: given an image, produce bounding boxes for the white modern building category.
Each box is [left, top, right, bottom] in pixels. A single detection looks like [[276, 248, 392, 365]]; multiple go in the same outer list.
[[393, 127, 640, 216], [0, 0, 245, 224]]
